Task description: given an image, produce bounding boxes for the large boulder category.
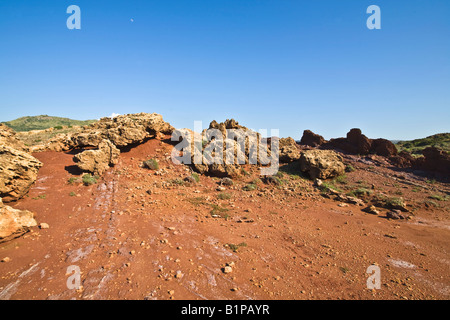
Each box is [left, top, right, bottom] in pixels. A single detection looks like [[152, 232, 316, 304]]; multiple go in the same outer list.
[[370, 138, 398, 157], [73, 139, 120, 175], [299, 149, 346, 179], [300, 130, 326, 147], [346, 128, 372, 155], [279, 137, 301, 163], [0, 197, 37, 242], [0, 145, 43, 203]]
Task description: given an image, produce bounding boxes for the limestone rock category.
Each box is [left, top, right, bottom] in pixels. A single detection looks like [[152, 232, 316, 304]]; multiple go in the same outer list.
[[0, 198, 37, 242], [73, 139, 120, 175], [279, 137, 300, 163], [299, 149, 345, 180], [0, 145, 43, 202]]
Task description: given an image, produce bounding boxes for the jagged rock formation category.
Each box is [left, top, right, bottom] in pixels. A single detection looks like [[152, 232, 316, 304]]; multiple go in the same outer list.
[[299, 149, 345, 179], [0, 124, 27, 151], [172, 119, 278, 177], [323, 128, 398, 158], [0, 125, 43, 203], [300, 130, 326, 147], [278, 137, 301, 163], [0, 197, 37, 242], [73, 139, 120, 175], [30, 113, 174, 153]]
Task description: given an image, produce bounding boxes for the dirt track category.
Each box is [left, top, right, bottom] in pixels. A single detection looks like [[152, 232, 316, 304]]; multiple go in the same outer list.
[[1, 138, 449, 300]]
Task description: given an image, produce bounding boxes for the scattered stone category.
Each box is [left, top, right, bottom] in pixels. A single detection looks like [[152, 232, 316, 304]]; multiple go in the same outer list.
[[386, 210, 408, 220], [219, 177, 234, 186], [363, 205, 380, 215], [314, 178, 323, 187], [39, 223, 49, 229], [1, 257, 11, 263], [184, 176, 197, 184], [0, 199, 37, 241], [223, 266, 233, 274]]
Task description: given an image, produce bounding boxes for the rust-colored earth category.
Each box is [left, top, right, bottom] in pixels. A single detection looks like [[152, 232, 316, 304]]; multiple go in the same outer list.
[[1, 138, 449, 300]]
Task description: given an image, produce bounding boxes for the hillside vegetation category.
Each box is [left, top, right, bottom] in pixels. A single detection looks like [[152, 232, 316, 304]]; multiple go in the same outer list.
[[1, 115, 96, 132], [396, 133, 450, 155]]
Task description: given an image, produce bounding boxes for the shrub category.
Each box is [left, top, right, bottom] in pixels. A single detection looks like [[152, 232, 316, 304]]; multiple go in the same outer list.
[[348, 188, 372, 197], [82, 174, 99, 186], [226, 242, 248, 253], [218, 192, 232, 200], [191, 172, 200, 183], [345, 165, 356, 172], [243, 183, 257, 191], [210, 204, 230, 219], [143, 159, 159, 170], [68, 177, 79, 185], [429, 194, 449, 201], [69, 192, 76, 197], [32, 194, 46, 200]]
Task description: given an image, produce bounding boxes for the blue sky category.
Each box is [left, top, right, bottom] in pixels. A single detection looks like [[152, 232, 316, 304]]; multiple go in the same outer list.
[[0, 0, 449, 140]]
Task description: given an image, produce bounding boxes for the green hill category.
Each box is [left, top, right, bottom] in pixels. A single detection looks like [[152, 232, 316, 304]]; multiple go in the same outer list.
[[1, 115, 96, 132], [396, 133, 450, 155]]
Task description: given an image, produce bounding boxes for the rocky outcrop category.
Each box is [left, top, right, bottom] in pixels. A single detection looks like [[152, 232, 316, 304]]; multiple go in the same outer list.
[[389, 151, 415, 168], [370, 138, 398, 158], [0, 124, 27, 152], [0, 197, 37, 242], [324, 128, 398, 158], [415, 147, 450, 176], [278, 137, 300, 163], [299, 150, 345, 179], [73, 139, 120, 175], [30, 113, 174, 152], [173, 119, 276, 177], [300, 130, 326, 147], [0, 145, 43, 203]]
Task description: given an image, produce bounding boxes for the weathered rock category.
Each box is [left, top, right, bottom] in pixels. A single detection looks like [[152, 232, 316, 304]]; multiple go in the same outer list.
[[346, 128, 372, 155], [73, 139, 120, 175], [263, 176, 282, 185], [0, 124, 27, 151], [279, 137, 300, 163], [386, 210, 408, 220], [0, 145, 43, 202], [363, 205, 380, 215], [389, 151, 415, 168], [176, 119, 273, 177], [300, 130, 326, 147], [370, 139, 398, 157], [415, 147, 450, 176], [219, 177, 234, 186], [299, 150, 346, 179], [0, 198, 37, 242]]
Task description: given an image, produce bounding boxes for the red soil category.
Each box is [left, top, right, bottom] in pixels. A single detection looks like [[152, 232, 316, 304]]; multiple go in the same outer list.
[[1, 138, 449, 300]]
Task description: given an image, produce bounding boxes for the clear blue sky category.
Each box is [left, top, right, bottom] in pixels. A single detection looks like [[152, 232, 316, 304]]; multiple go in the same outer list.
[[0, 0, 449, 140]]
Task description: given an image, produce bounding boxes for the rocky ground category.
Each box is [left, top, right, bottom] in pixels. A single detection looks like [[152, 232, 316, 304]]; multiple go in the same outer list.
[[1, 129, 449, 300]]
